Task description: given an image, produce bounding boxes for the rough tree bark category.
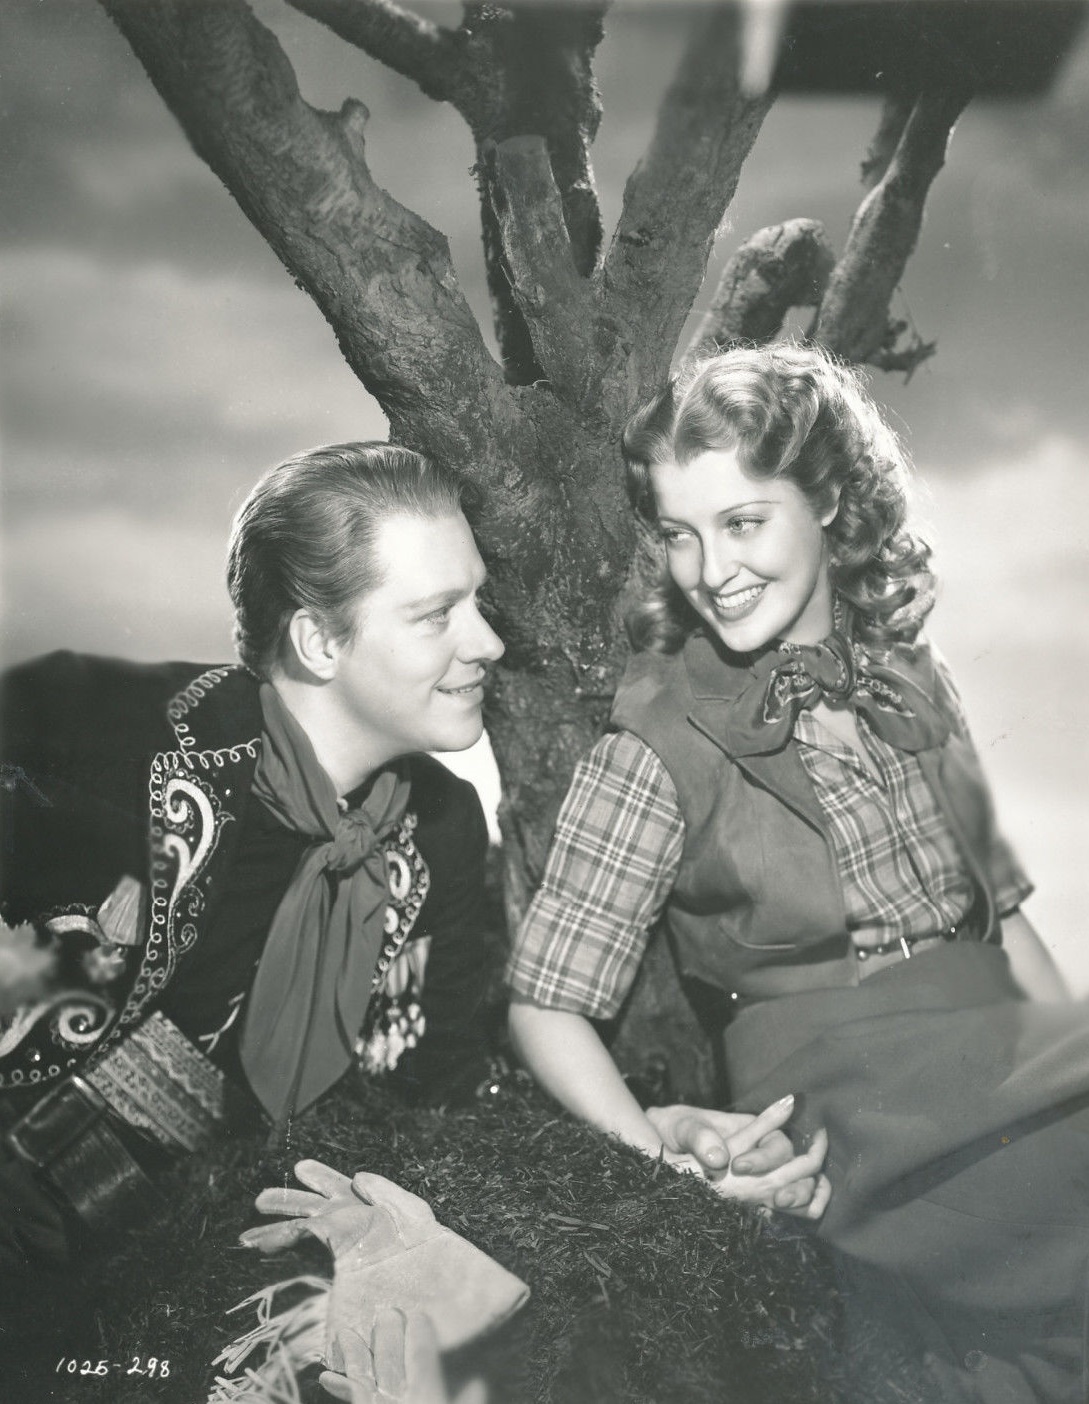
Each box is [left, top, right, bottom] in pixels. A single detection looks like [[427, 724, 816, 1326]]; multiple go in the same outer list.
[[98, 0, 973, 1099]]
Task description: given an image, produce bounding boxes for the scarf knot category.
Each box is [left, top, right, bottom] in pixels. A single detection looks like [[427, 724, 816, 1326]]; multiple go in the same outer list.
[[716, 612, 951, 756], [326, 810, 386, 876], [765, 631, 859, 724]]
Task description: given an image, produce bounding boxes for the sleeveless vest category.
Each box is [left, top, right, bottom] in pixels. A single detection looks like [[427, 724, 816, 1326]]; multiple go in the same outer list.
[[610, 631, 1004, 1000]]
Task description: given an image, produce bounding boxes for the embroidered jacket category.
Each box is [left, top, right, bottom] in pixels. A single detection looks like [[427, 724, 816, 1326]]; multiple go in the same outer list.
[[0, 652, 490, 1112]]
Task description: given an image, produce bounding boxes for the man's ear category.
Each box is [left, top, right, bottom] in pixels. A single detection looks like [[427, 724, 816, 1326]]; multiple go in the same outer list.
[[284, 609, 339, 682]]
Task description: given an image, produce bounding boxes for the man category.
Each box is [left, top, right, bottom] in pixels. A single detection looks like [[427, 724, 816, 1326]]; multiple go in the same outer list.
[[0, 441, 503, 1272]]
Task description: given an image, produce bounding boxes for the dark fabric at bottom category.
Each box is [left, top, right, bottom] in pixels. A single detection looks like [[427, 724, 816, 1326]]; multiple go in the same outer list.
[[725, 943, 1089, 1403]]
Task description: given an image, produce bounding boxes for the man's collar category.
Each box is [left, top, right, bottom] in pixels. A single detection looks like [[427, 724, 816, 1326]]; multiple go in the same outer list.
[[165, 664, 263, 756]]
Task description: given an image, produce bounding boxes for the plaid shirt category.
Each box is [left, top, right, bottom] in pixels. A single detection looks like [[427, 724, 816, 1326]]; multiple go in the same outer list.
[[792, 709, 1029, 938], [507, 705, 1031, 1020]]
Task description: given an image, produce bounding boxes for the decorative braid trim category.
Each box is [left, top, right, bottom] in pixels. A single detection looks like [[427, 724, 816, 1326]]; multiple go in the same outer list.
[[371, 813, 431, 992], [166, 666, 238, 751], [157, 743, 261, 773]]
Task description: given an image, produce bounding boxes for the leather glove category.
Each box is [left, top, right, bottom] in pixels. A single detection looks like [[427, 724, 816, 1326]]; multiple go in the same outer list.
[[239, 1159, 528, 1373]]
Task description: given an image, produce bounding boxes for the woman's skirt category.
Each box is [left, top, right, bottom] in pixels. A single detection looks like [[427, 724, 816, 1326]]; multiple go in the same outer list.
[[724, 942, 1089, 1403]]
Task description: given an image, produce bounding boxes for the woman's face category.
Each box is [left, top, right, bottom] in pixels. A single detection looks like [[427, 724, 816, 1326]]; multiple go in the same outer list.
[[650, 447, 836, 654]]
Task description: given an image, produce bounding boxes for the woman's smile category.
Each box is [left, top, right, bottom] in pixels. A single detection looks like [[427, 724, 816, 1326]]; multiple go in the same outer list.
[[709, 581, 766, 621]]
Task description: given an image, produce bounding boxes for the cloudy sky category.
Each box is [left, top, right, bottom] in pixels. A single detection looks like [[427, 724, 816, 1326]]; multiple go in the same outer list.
[[3, 0, 1088, 985]]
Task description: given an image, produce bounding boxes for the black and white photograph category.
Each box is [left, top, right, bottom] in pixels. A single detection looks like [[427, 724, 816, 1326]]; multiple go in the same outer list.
[[2, 1, 1089, 1400]]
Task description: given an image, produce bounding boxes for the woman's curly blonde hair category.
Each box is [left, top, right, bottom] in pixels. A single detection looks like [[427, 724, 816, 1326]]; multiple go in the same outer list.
[[622, 342, 935, 654]]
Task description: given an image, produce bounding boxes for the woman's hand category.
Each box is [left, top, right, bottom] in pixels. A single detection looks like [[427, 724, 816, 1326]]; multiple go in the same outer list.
[[506, 1004, 831, 1219], [647, 1095, 832, 1221]]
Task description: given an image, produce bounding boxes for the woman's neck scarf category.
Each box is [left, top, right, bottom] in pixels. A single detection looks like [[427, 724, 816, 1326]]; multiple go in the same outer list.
[[720, 610, 950, 756], [238, 684, 411, 1122]]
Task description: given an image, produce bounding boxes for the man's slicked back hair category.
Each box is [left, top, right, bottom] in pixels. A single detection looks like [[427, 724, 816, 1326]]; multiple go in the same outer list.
[[227, 441, 465, 678]]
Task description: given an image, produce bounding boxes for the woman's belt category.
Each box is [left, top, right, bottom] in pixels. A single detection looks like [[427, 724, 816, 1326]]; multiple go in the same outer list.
[[721, 898, 993, 1003], [851, 902, 987, 978], [852, 928, 953, 979], [724, 940, 1024, 1099]]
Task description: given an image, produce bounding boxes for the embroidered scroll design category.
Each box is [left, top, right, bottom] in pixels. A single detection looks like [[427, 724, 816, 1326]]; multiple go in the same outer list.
[[0, 902, 118, 1087], [115, 746, 246, 1034]]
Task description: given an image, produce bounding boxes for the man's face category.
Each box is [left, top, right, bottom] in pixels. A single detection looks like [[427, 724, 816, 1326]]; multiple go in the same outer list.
[[327, 512, 504, 764]]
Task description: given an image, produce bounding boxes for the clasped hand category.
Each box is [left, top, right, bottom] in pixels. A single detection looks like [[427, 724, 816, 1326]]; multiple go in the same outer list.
[[647, 1094, 831, 1220]]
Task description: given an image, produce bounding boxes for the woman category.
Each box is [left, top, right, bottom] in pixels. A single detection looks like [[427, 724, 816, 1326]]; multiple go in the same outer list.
[[507, 345, 1088, 1401]]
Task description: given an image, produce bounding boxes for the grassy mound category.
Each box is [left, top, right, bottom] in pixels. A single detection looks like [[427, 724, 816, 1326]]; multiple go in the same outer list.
[[1, 1073, 928, 1404]]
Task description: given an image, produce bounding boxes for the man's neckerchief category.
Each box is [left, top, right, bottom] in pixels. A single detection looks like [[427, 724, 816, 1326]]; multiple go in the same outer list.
[[238, 685, 410, 1122]]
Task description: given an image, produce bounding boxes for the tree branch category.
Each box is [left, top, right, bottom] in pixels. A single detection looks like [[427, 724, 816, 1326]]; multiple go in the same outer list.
[[689, 218, 836, 356], [283, 0, 470, 107], [479, 181, 544, 386], [467, 4, 607, 384], [860, 91, 915, 191], [504, 3, 608, 280], [813, 85, 972, 367], [285, 3, 608, 386], [601, 6, 774, 393], [98, 0, 508, 469], [483, 137, 595, 398], [450, 6, 609, 268]]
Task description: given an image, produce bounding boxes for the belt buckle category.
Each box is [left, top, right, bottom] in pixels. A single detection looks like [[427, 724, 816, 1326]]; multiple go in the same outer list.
[[5, 1076, 106, 1168], [5, 1076, 156, 1233]]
